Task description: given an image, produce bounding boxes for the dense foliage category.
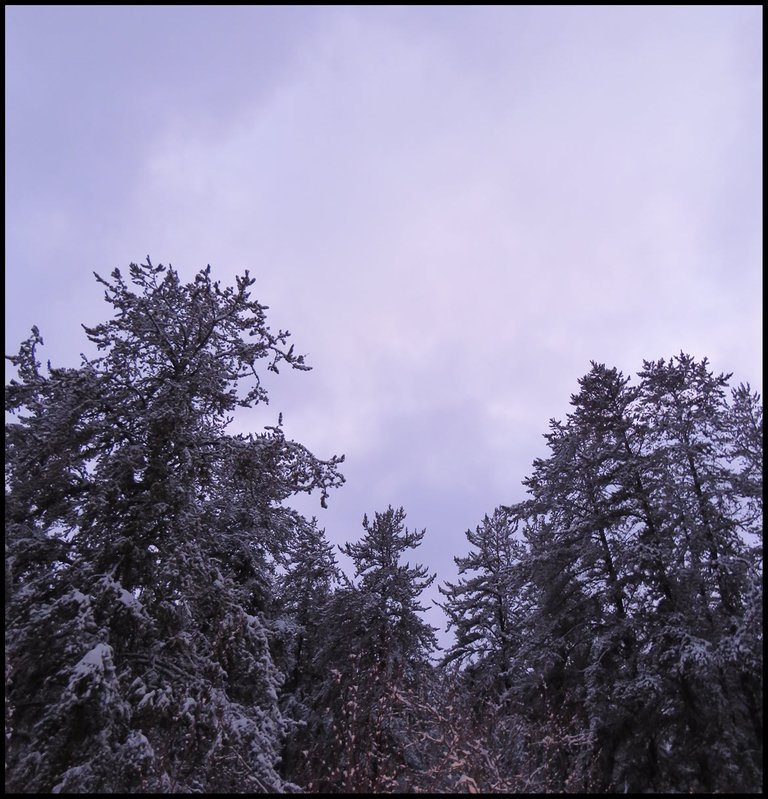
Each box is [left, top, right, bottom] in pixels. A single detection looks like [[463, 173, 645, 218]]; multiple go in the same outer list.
[[440, 358, 763, 792], [5, 260, 344, 792], [5, 261, 762, 793]]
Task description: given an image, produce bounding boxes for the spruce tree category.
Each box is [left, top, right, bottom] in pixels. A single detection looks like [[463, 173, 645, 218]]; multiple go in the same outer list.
[[302, 506, 438, 792], [439, 507, 532, 698], [5, 259, 344, 793], [439, 355, 762, 793], [274, 516, 345, 784]]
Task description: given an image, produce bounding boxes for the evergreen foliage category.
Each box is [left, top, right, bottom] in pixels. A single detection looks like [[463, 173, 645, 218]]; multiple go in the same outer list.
[[289, 506, 438, 792], [5, 260, 344, 793], [5, 265, 761, 795], [441, 356, 762, 793]]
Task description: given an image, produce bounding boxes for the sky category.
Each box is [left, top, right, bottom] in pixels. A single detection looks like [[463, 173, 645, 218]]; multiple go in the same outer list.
[[5, 5, 762, 649]]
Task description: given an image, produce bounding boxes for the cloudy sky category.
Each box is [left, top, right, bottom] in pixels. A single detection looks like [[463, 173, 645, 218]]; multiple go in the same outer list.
[[5, 6, 762, 647]]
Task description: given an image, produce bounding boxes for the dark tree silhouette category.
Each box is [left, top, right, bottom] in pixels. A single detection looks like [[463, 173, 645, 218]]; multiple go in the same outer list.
[[5, 259, 344, 793]]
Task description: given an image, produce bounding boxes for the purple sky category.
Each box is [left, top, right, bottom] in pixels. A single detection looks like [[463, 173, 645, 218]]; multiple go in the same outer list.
[[5, 6, 762, 649]]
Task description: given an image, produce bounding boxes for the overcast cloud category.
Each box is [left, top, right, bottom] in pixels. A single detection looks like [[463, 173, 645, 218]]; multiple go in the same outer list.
[[5, 5, 762, 646]]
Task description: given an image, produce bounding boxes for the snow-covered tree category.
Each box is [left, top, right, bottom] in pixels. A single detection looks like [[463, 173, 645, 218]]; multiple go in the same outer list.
[[440, 356, 762, 793], [300, 506, 438, 792], [340, 506, 437, 669], [5, 259, 344, 792], [275, 515, 344, 694], [629, 354, 762, 791], [439, 507, 533, 698], [273, 516, 345, 783], [517, 357, 762, 792]]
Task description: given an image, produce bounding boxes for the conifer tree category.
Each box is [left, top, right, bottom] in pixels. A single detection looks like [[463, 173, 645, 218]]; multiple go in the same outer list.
[[440, 355, 762, 793], [274, 515, 345, 784], [439, 507, 532, 698], [5, 259, 344, 793], [630, 355, 761, 791], [302, 506, 438, 792]]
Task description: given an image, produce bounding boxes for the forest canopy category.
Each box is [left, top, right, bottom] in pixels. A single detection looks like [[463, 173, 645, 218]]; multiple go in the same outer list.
[[5, 260, 762, 793]]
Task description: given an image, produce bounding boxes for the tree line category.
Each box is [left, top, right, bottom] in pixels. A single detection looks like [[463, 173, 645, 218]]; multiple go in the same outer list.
[[5, 261, 762, 792]]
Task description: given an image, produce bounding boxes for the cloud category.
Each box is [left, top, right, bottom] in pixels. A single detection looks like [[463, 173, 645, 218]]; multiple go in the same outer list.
[[106, 5, 759, 500], [6, 6, 761, 648]]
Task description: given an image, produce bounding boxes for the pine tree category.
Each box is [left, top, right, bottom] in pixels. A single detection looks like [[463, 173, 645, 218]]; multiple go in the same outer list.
[[274, 515, 345, 784], [439, 356, 762, 793], [5, 259, 344, 792], [517, 357, 763, 791], [340, 506, 437, 669], [276, 515, 344, 695], [631, 354, 762, 791], [439, 507, 533, 699], [302, 506, 438, 792]]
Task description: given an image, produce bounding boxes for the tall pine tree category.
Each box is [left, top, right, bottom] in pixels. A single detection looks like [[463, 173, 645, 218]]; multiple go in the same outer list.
[[5, 259, 344, 793], [440, 356, 762, 793], [302, 506, 437, 792]]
